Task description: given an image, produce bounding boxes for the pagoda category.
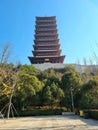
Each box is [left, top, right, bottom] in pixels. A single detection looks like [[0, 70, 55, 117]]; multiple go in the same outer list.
[[28, 16, 65, 64]]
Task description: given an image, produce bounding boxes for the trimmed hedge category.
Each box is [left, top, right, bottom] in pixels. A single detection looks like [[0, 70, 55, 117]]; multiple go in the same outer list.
[[89, 110, 98, 120], [17, 109, 63, 117]]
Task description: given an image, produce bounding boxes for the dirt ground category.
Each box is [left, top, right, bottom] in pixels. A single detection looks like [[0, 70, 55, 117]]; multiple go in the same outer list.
[[0, 115, 98, 130]]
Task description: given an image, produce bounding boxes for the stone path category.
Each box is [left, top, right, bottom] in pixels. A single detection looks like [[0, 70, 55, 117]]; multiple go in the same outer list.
[[0, 115, 98, 130]]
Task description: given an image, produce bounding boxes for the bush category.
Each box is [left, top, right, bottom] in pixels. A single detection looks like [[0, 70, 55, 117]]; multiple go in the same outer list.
[[17, 108, 63, 117], [89, 110, 98, 120]]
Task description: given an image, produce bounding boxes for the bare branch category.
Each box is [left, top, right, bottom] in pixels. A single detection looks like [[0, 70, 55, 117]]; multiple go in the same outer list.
[[0, 44, 11, 64], [92, 51, 98, 65]]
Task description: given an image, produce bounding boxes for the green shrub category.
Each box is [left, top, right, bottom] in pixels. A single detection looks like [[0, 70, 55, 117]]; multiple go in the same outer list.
[[89, 110, 98, 120], [17, 108, 63, 117]]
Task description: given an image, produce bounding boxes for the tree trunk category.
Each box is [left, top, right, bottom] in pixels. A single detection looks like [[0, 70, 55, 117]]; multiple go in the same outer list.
[[7, 83, 16, 119]]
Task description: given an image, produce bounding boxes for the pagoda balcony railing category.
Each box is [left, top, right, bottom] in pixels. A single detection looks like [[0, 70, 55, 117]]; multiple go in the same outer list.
[[36, 19, 56, 22], [36, 16, 55, 19], [33, 49, 61, 52], [34, 42, 59, 45], [35, 38, 58, 41], [32, 49, 61, 54], [35, 30, 57, 33], [36, 36, 58, 40], [35, 33, 58, 36], [34, 54, 61, 57], [34, 55, 59, 57], [34, 43, 60, 46], [36, 26, 57, 30], [34, 39, 59, 44], [36, 24, 57, 27], [33, 44, 60, 50], [34, 46, 59, 51], [36, 22, 56, 25], [36, 28, 57, 31], [35, 53, 61, 57]]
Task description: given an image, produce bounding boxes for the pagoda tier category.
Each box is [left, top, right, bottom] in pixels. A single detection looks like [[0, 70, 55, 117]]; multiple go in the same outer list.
[[33, 44, 60, 50], [28, 16, 65, 64], [34, 40, 59, 45], [34, 39, 59, 44], [29, 56, 65, 64], [33, 49, 61, 57]]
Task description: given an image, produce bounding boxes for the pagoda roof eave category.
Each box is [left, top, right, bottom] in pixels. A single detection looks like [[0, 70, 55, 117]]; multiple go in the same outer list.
[[28, 55, 66, 64]]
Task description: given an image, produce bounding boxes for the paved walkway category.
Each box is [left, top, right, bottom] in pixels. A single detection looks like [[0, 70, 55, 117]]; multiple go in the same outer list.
[[0, 115, 98, 130]]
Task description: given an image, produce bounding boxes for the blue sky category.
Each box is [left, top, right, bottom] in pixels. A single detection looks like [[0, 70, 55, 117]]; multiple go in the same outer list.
[[0, 0, 98, 65]]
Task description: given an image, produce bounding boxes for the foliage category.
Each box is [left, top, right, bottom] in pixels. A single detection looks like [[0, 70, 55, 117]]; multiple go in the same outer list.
[[17, 108, 63, 116], [61, 67, 82, 110], [89, 110, 98, 120], [14, 71, 42, 110], [1, 60, 98, 113], [0, 63, 16, 96], [42, 82, 64, 107], [79, 77, 98, 109]]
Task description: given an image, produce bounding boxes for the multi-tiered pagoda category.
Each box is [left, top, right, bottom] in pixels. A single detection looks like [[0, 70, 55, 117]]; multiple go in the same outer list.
[[28, 16, 65, 64]]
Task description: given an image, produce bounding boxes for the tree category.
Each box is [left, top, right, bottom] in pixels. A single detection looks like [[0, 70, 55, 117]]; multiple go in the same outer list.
[[0, 44, 11, 64], [45, 76, 60, 88], [0, 63, 20, 118], [20, 64, 39, 75], [79, 77, 98, 109], [61, 71, 82, 93], [14, 71, 42, 110], [42, 86, 52, 107], [61, 68, 82, 111], [42, 82, 64, 108], [0, 44, 12, 96], [64, 65, 76, 73]]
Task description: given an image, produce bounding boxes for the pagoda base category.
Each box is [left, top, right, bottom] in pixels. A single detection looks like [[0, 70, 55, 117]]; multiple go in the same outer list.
[[28, 55, 65, 64], [33, 63, 65, 71]]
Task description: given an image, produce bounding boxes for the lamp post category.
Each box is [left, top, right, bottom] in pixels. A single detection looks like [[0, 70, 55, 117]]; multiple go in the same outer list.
[[70, 87, 74, 112]]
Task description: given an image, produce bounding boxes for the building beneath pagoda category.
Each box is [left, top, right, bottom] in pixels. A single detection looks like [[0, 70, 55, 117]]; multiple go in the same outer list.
[[28, 16, 65, 70]]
